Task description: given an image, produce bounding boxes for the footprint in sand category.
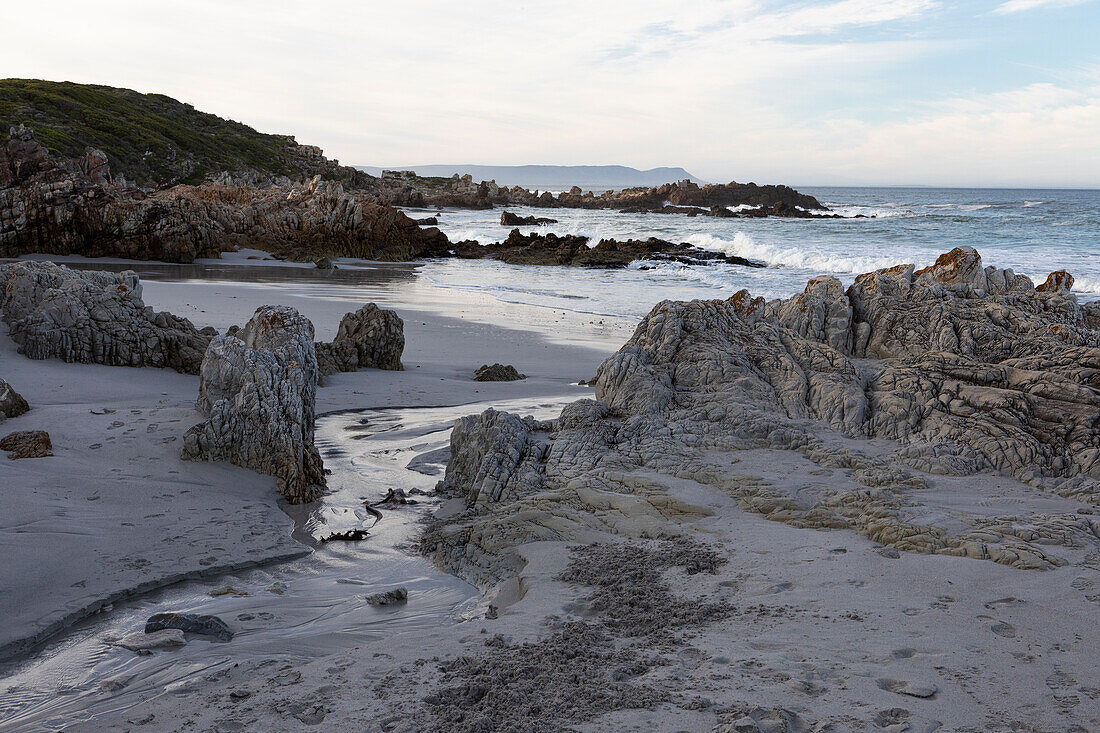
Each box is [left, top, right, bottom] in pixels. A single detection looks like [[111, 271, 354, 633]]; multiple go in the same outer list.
[[986, 619, 1017, 639], [1046, 669, 1081, 709], [764, 581, 795, 594], [984, 597, 1024, 610]]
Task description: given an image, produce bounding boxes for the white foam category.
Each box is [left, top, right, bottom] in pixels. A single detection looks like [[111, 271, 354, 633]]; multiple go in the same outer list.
[[684, 232, 926, 275]]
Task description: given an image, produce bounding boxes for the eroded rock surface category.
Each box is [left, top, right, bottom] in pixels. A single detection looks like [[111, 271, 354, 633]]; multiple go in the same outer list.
[[0, 377, 29, 420], [315, 303, 404, 377], [0, 260, 212, 373], [0, 429, 51, 459], [428, 248, 1100, 590], [182, 305, 325, 503]]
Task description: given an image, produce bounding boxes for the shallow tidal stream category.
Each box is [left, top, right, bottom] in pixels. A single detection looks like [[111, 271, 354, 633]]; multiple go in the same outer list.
[[0, 398, 567, 731]]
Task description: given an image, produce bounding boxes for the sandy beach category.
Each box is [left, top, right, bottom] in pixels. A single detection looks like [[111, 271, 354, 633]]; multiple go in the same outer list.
[[1, 249, 1097, 733]]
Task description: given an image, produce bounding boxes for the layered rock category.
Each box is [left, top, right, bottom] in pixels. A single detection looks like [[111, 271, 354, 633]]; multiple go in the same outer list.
[[315, 303, 404, 377], [428, 248, 1100, 588], [0, 129, 451, 263], [182, 305, 325, 503], [0, 261, 213, 373], [451, 230, 765, 268], [0, 378, 29, 420], [0, 430, 51, 459]]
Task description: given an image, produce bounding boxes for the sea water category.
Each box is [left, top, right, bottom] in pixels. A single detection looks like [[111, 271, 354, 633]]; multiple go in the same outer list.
[[412, 187, 1100, 319]]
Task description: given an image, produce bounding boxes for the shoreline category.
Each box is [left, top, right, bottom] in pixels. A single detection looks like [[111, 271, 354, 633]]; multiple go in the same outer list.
[[0, 254, 627, 670]]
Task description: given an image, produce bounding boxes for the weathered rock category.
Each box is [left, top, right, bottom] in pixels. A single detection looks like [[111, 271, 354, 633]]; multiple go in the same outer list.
[[144, 612, 233, 641], [427, 249, 1100, 590], [0, 261, 212, 373], [365, 587, 408, 606], [0, 378, 29, 420], [0, 429, 51, 459], [474, 364, 526, 381], [499, 211, 558, 226], [1037, 269, 1074, 293], [454, 230, 765, 268], [182, 305, 325, 503], [0, 128, 451, 263], [315, 303, 404, 377]]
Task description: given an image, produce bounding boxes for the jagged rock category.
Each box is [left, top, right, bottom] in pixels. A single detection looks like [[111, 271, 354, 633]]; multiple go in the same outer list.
[[0, 128, 451, 263], [0, 378, 29, 420], [427, 249, 1100, 590], [313, 257, 335, 270], [499, 211, 558, 226], [314, 303, 404, 377], [144, 612, 233, 641], [0, 429, 51, 459], [474, 364, 526, 381], [454, 230, 765, 268], [182, 305, 325, 503], [1038, 269, 1074, 293], [414, 216, 439, 225], [365, 587, 408, 606], [0, 261, 212, 373]]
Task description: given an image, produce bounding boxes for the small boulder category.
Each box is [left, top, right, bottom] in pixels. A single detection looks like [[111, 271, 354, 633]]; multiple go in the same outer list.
[[314, 257, 336, 270], [500, 211, 558, 226], [0, 378, 30, 420], [145, 612, 233, 641], [474, 364, 526, 382], [0, 430, 51, 459], [1037, 269, 1074, 293], [366, 587, 408, 606]]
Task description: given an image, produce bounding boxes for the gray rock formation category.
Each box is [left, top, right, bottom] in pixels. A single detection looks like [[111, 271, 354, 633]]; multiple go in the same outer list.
[[0, 261, 213, 374], [473, 363, 526, 381], [428, 248, 1100, 589], [0, 378, 29, 420], [182, 305, 325, 503], [315, 303, 404, 377]]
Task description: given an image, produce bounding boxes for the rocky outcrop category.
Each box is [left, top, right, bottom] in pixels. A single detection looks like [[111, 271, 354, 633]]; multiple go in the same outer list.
[[0, 261, 213, 373], [428, 248, 1100, 589], [473, 364, 525, 381], [315, 303, 404, 377], [499, 211, 558, 226], [452, 230, 765, 268], [182, 305, 325, 503], [0, 378, 29, 420], [1, 429, 51, 459], [0, 129, 451, 263]]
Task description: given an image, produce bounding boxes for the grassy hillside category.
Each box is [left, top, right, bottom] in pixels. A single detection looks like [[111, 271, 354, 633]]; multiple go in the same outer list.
[[0, 79, 302, 186]]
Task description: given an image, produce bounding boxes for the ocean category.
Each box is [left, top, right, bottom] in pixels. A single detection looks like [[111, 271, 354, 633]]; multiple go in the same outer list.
[[411, 187, 1100, 319]]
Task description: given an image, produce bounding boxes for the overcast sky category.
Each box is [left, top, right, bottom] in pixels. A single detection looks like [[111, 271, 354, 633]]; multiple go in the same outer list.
[[5, 1, 1099, 187]]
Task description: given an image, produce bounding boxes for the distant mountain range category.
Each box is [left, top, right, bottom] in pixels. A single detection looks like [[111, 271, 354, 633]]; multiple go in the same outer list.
[[354, 164, 705, 191]]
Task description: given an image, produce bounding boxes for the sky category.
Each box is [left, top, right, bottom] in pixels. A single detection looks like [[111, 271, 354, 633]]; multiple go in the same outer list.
[[3, 1, 1099, 187]]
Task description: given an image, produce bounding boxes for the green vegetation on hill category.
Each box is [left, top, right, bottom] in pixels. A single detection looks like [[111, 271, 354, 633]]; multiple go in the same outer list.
[[0, 79, 302, 186]]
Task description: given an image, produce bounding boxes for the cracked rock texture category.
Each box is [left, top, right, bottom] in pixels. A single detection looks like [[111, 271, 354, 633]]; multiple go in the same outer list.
[[0, 377, 29, 419], [315, 303, 404, 377], [428, 248, 1100, 589], [1, 260, 213, 373], [0, 127, 450, 263], [182, 305, 325, 503]]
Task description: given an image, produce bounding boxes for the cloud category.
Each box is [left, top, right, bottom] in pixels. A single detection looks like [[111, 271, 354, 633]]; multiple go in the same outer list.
[[991, 0, 1091, 14]]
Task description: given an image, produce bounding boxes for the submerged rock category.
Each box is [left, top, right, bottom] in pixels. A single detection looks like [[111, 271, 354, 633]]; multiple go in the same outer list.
[[315, 303, 404, 377], [145, 612, 233, 641], [182, 305, 325, 503], [0, 261, 212, 373], [0, 378, 29, 420], [473, 363, 526, 381], [0, 429, 51, 459], [113, 629, 187, 652]]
